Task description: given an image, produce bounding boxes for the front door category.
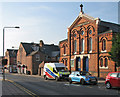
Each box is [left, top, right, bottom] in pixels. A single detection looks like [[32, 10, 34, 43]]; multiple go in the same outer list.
[[76, 57, 81, 71], [83, 57, 89, 72]]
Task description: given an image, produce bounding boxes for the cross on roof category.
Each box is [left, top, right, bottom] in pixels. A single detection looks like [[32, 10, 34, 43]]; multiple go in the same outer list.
[[80, 4, 83, 12]]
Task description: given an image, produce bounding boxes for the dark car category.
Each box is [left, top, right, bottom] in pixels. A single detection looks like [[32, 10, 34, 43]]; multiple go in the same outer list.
[[69, 71, 97, 85], [105, 71, 120, 89]]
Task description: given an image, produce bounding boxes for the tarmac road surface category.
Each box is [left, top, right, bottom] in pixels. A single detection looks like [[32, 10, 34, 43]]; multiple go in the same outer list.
[[2, 73, 120, 97]]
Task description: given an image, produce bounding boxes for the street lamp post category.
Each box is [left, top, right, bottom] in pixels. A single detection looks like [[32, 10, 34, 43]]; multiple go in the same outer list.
[[3, 26, 20, 81]]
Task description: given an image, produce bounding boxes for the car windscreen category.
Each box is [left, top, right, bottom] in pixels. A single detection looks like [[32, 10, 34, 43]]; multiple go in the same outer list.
[[80, 72, 90, 76], [56, 67, 68, 72]]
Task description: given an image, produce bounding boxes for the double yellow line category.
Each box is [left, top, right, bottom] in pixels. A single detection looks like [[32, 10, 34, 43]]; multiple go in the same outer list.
[[6, 79, 39, 97]]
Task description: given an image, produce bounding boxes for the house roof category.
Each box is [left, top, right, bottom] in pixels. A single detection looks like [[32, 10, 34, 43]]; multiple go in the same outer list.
[[98, 20, 120, 33], [28, 51, 38, 56], [40, 44, 60, 57], [21, 42, 39, 56], [51, 51, 60, 57], [7, 49, 18, 57], [21, 42, 60, 57]]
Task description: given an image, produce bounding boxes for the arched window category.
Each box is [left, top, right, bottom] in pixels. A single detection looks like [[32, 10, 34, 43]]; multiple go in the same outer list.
[[74, 40, 77, 53], [88, 29, 92, 34], [100, 58, 103, 67], [65, 60, 67, 66], [63, 45, 66, 54], [105, 58, 108, 67], [81, 30, 84, 35], [62, 59, 64, 63], [89, 37, 92, 51], [89, 30, 92, 34], [74, 34, 76, 37], [102, 39, 106, 51], [81, 38, 84, 52]]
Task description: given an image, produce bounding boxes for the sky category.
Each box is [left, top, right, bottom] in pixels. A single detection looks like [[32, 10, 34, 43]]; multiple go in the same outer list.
[[0, 1, 119, 56]]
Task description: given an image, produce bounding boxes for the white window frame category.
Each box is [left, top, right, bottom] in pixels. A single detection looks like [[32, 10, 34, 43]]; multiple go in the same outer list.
[[36, 54, 40, 61], [81, 38, 84, 53], [89, 37, 92, 52]]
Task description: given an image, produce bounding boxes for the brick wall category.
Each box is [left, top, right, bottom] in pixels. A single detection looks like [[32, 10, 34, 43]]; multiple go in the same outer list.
[[26, 56, 32, 74], [59, 39, 68, 66], [32, 52, 45, 75]]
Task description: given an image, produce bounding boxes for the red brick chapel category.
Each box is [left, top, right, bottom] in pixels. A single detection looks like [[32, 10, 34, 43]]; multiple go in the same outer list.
[[59, 4, 120, 78]]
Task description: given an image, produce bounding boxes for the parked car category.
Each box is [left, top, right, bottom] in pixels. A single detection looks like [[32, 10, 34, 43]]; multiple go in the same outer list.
[[69, 71, 97, 85], [105, 71, 120, 89]]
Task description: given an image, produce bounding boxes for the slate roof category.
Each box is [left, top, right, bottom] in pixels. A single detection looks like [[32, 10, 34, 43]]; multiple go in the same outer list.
[[28, 51, 38, 56], [7, 49, 18, 57], [98, 20, 120, 34], [21, 42, 60, 57], [21, 42, 39, 56], [51, 51, 60, 57], [40, 44, 60, 57]]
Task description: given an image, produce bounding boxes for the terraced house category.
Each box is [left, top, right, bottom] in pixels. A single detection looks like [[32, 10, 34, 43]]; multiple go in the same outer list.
[[5, 49, 18, 73], [17, 40, 60, 75], [59, 4, 120, 78]]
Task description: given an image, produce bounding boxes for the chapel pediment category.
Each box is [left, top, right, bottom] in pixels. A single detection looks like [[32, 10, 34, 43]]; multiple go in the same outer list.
[[69, 4, 100, 30]]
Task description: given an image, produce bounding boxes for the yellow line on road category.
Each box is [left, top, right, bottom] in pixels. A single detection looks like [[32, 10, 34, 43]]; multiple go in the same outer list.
[[6, 79, 39, 97], [13, 82, 36, 96]]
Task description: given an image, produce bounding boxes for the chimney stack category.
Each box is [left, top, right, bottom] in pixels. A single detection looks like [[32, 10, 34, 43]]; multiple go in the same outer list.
[[39, 40, 44, 47]]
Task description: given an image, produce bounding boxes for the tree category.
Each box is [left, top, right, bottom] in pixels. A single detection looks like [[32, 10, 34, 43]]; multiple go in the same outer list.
[[109, 32, 120, 67]]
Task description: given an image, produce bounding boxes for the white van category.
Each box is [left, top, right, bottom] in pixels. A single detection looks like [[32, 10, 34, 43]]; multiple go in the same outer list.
[[43, 63, 70, 81]]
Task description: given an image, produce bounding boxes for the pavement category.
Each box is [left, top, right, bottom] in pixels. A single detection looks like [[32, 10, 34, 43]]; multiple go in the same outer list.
[[1, 73, 37, 96], [2, 80, 28, 96]]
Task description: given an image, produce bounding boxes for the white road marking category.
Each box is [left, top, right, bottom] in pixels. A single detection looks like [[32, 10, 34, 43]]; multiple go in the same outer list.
[[64, 83, 82, 87]]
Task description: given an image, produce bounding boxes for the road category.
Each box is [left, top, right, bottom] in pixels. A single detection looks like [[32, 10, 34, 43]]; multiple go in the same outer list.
[[2, 73, 120, 96]]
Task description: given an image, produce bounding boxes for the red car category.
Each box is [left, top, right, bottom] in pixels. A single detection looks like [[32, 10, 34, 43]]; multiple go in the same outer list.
[[105, 71, 120, 89]]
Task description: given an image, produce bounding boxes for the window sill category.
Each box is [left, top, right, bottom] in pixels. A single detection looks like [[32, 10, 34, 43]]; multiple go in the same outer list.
[[99, 66, 108, 69], [63, 54, 67, 56], [89, 51, 92, 53], [101, 50, 107, 53], [74, 52, 77, 54], [81, 51, 84, 54], [36, 60, 40, 62]]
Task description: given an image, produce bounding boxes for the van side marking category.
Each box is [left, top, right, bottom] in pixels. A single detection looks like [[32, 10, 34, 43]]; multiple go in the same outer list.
[[46, 68, 56, 78], [45, 72, 54, 78]]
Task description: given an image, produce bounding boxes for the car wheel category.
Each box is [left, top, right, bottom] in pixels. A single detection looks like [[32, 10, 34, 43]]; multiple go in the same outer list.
[[55, 77, 59, 81], [69, 78, 72, 84], [81, 79, 85, 85], [44, 75, 48, 80], [93, 82, 97, 85], [106, 82, 111, 89]]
